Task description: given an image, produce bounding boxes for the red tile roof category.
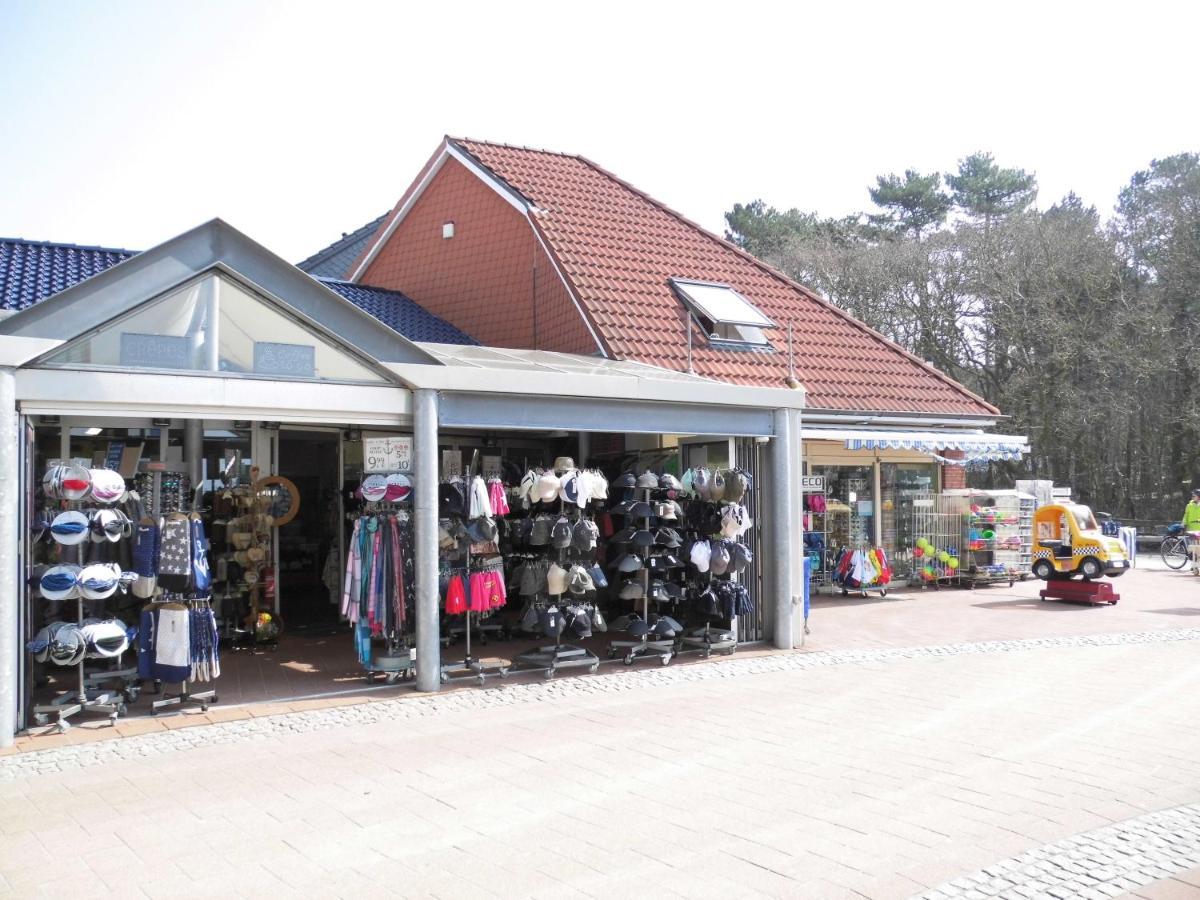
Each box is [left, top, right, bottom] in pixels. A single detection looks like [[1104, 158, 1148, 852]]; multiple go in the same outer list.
[[448, 138, 998, 417]]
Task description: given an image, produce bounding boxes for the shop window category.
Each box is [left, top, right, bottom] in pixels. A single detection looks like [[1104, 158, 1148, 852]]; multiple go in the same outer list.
[[41, 273, 387, 383], [880, 463, 936, 576], [810, 464, 874, 550], [669, 278, 774, 347]]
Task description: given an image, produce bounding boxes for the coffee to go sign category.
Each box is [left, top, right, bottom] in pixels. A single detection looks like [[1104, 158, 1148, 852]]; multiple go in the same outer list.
[[363, 437, 413, 474]]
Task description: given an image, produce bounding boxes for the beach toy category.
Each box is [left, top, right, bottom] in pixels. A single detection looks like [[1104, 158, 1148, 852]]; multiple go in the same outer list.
[[948, 557, 959, 570], [913, 546, 924, 558]]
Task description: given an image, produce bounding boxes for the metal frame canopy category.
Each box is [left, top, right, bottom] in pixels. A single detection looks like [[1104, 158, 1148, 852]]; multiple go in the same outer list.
[[390, 343, 805, 437], [803, 426, 1029, 462]]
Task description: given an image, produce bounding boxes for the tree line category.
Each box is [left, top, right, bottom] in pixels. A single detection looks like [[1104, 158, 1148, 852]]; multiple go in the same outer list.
[[726, 153, 1200, 524]]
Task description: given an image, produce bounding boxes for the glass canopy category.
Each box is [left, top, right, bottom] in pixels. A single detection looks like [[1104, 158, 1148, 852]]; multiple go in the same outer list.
[[42, 273, 387, 382]]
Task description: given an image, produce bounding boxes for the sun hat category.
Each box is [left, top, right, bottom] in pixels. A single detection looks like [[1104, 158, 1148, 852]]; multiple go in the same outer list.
[[361, 474, 388, 503], [78, 563, 122, 600], [41, 465, 64, 500], [619, 580, 645, 600], [58, 465, 93, 501], [551, 516, 573, 549], [39, 565, 81, 601], [50, 510, 90, 545], [553, 456, 575, 474], [80, 619, 130, 658], [614, 472, 637, 490], [614, 553, 644, 573], [48, 623, 87, 666], [568, 565, 595, 595], [546, 562, 569, 596], [690, 540, 712, 573], [636, 471, 660, 490], [89, 508, 128, 543], [89, 468, 126, 504], [384, 473, 412, 502]]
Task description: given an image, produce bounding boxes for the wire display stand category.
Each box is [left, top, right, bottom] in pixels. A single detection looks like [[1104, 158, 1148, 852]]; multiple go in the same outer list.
[[905, 493, 966, 588], [607, 484, 674, 667]]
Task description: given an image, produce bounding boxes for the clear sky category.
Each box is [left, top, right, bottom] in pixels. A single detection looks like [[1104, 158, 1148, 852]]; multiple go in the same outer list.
[[2, 1, 1197, 262]]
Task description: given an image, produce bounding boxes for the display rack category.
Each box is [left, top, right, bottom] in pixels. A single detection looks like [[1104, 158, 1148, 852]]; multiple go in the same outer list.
[[803, 481, 829, 589], [356, 500, 416, 685], [607, 482, 674, 667], [906, 492, 966, 588], [944, 489, 1027, 587]]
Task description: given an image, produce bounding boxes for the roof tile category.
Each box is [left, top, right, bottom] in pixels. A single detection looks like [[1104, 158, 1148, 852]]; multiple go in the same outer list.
[[451, 138, 997, 417]]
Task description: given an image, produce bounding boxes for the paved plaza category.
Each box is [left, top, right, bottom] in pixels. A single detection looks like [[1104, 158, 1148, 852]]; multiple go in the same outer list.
[[2, 567, 1199, 898]]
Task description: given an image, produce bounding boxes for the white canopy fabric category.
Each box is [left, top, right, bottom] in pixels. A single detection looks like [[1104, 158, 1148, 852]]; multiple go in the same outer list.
[[802, 427, 1029, 464]]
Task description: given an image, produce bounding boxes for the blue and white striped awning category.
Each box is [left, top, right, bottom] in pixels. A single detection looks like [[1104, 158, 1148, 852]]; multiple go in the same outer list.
[[803, 428, 1029, 464]]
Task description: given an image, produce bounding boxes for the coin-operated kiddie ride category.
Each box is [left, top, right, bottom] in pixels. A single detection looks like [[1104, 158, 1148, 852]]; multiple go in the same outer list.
[[1031, 502, 1129, 605]]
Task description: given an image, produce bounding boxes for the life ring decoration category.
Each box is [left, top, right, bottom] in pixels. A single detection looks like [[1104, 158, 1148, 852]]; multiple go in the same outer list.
[[253, 475, 301, 527]]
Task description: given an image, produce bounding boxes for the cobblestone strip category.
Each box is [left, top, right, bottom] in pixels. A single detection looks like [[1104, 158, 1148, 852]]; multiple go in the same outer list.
[[913, 803, 1200, 899], [3, 626, 1199, 781]]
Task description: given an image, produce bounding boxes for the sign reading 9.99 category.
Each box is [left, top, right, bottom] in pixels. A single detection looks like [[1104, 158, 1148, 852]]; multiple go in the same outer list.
[[363, 436, 413, 473]]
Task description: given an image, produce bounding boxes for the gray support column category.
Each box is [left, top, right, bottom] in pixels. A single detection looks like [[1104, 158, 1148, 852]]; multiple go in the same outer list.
[[577, 432, 590, 468], [184, 419, 203, 488], [0, 368, 19, 746], [770, 408, 797, 650], [413, 389, 441, 692]]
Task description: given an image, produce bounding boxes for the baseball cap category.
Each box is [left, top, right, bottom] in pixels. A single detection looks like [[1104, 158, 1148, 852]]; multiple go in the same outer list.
[[571, 518, 599, 552], [730, 542, 754, 573], [551, 516, 573, 549], [614, 472, 637, 490], [614, 553, 644, 573], [547, 563, 569, 595], [619, 580, 645, 600], [539, 605, 565, 637], [559, 469, 583, 507], [709, 470, 726, 502], [627, 501, 655, 520], [569, 607, 593, 638], [709, 540, 732, 575], [690, 540, 712, 573], [530, 516, 553, 546], [629, 529, 655, 549], [611, 526, 636, 544], [659, 473, 681, 491], [568, 565, 595, 595], [466, 517, 498, 544], [535, 471, 561, 503], [655, 527, 683, 548], [636, 471, 660, 490]]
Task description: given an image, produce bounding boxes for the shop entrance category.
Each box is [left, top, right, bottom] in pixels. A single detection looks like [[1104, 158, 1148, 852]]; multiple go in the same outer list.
[[277, 430, 342, 631]]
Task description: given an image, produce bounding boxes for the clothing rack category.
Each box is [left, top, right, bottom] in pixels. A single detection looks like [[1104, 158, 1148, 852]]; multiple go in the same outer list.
[[442, 458, 510, 685], [353, 505, 415, 685], [146, 470, 218, 715]]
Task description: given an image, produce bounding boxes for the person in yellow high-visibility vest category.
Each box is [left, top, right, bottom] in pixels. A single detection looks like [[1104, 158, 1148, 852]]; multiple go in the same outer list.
[[1182, 488, 1200, 574]]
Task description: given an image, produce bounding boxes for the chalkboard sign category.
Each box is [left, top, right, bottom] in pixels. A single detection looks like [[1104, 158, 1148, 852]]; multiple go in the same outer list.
[[120, 333, 192, 370], [363, 436, 413, 473], [254, 342, 315, 378]]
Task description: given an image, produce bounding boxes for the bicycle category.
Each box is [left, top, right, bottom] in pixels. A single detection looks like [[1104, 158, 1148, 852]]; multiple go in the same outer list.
[[1160, 523, 1190, 570]]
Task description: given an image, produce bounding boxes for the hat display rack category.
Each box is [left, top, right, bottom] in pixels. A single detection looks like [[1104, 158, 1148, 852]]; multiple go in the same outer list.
[[607, 471, 681, 667], [138, 469, 221, 716], [346, 472, 416, 685], [439, 451, 511, 685], [27, 464, 139, 732], [674, 470, 753, 658], [512, 457, 602, 678]]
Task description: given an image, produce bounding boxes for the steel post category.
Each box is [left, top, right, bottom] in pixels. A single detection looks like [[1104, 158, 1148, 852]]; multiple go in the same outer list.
[[413, 389, 441, 692], [0, 368, 19, 746]]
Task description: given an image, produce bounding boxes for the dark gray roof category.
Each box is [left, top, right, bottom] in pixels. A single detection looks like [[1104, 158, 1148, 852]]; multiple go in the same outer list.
[[0, 234, 475, 346], [296, 213, 389, 278], [319, 279, 475, 345], [1, 238, 135, 312]]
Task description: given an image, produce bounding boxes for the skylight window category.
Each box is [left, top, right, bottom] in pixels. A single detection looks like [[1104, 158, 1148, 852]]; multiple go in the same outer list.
[[669, 278, 775, 347]]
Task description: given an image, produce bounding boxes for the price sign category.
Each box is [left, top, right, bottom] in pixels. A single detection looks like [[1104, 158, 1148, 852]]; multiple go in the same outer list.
[[441, 450, 462, 479], [482, 455, 502, 479], [363, 436, 412, 473]]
